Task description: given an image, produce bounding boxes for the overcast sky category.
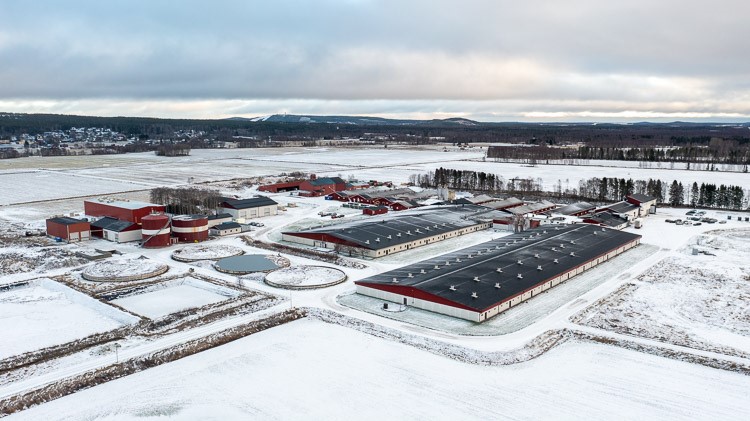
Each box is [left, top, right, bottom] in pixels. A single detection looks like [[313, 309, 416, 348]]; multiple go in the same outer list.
[[1, 0, 748, 121]]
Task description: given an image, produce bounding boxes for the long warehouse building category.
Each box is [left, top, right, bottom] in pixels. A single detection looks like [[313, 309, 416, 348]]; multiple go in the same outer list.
[[282, 205, 494, 258], [355, 224, 641, 322]]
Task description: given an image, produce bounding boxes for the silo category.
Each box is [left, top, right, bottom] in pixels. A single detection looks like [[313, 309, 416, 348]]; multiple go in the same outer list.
[[171, 215, 209, 243], [141, 213, 171, 248]]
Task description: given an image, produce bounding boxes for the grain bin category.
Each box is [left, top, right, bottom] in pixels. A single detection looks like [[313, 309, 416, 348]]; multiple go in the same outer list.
[[141, 213, 171, 248], [171, 215, 209, 243]]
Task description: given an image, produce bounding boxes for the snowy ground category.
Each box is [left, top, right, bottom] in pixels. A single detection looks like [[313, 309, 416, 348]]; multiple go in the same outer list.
[[0, 278, 139, 360], [171, 244, 244, 261], [110, 277, 240, 319], [8, 318, 750, 421], [573, 229, 750, 358]]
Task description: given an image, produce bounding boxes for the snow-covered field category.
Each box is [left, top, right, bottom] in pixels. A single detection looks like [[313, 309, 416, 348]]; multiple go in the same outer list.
[[111, 277, 240, 319], [0, 279, 139, 360], [8, 318, 750, 420], [0, 171, 151, 205], [574, 229, 750, 357]]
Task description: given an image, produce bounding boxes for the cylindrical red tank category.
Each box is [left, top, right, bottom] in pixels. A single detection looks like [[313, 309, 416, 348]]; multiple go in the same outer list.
[[141, 213, 171, 248], [171, 215, 208, 243]]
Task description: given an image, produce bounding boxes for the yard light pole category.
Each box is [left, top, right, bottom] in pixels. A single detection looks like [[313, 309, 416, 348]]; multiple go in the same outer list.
[[114, 342, 122, 363]]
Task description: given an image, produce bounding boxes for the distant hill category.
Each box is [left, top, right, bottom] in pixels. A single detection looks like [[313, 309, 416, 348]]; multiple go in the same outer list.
[[224, 114, 482, 126]]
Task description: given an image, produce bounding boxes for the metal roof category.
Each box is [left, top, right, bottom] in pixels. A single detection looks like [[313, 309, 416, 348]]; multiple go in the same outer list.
[[604, 201, 640, 214], [207, 213, 233, 220], [507, 200, 557, 215], [628, 193, 656, 203], [585, 212, 629, 228], [48, 217, 88, 225], [221, 196, 278, 209], [91, 217, 139, 232], [285, 205, 491, 250], [356, 224, 641, 312], [213, 222, 242, 230], [308, 177, 345, 186], [556, 202, 595, 215], [86, 200, 162, 210], [481, 197, 524, 210]]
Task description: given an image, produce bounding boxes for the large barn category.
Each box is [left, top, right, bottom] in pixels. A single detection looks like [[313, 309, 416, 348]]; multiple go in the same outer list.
[[355, 224, 641, 322], [218, 196, 278, 219], [84, 199, 165, 224], [282, 205, 493, 258]]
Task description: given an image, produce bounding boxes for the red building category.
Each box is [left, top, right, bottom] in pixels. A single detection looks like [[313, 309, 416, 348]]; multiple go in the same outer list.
[[363, 206, 389, 216], [46, 217, 91, 242], [84, 200, 165, 224]]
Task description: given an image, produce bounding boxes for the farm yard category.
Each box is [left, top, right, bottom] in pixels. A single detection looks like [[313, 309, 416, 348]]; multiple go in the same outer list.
[[1, 144, 749, 418]]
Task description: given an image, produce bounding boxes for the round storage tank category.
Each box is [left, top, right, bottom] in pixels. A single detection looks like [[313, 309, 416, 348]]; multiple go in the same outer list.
[[171, 215, 209, 243], [141, 213, 171, 248]]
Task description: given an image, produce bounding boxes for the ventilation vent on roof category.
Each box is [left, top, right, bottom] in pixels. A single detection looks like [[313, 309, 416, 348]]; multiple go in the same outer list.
[[434, 264, 440, 269], [449, 285, 457, 291], [517, 260, 523, 265], [473, 276, 480, 282], [534, 254, 540, 258], [387, 235, 392, 240], [420, 269, 426, 274], [392, 278, 398, 283], [406, 230, 412, 235], [593, 231, 598, 235], [543, 230, 547, 234], [487, 248, 493, 253], [407, 273, 413, 278], [375, 237, 380, 242], [506, 242, 511, 246], [476, 250, 482, 255], [456, 257, 462, 262], [496, 267, 503, 273], [415, 229, 421, 233], [471, 292, 478, 299], [397, 233, 402, 237], [467, 254, 473, 258], [555, 226, 561, 230], [445, 261, 451, 266], [570, 252, 576, 257], [365, 240, 370, 244], [495, 245, 501, 249], [536, 232, 541, 236], [537, 265, 543, 271], [517, 273, 523, 279], [570, 240, 576, 244], [601, 227, 606, 231], [560, 244, 565, 249], [552, 247, 557, 252], [553, 258, 559, 264], [494, 283, 501, 289]]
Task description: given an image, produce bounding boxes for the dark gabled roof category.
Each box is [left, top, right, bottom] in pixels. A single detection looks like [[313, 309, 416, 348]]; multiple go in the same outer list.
[[585, 212, 629, 228], [507, 200, 557, 215], [604, 201, 640, 214], [284, 205, 490, 251], [221, 196, 278, 209], [208, 213, 233, 220], [213, 222, 242, 230], [91, 217, 139, 232], [482, 197, 524, 210], [627, 193, 656, 203], [356, 224, 641, 312], [48, 217, 88, 225], [556, 202, 595, 216], [308, 177, 345, 186]]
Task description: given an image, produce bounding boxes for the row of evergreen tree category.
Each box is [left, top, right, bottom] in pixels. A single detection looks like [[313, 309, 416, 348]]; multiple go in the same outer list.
[[412, 167, 747, 210]]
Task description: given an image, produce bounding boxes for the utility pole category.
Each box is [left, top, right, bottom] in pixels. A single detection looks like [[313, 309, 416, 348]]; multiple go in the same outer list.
[[114, 342, 122, 363]]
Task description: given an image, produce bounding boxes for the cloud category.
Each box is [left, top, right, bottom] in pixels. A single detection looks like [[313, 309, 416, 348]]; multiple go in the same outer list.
[[0, 0, 748, 120]]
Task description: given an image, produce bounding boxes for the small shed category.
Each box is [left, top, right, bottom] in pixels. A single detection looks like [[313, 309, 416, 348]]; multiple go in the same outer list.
[[207, 213, 233, 228], [91, 217, 142, 243], [210, 221, 243, 236], [46, 217, 91, 242], [363, 206, 389, 216]]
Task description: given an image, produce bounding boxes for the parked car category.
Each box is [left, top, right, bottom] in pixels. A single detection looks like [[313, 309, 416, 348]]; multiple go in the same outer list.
[[686, 210, 697, 215], [693, 222, 702, 226]]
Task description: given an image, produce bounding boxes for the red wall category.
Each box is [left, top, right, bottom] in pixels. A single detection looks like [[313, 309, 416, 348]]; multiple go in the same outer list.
[[356, 283, 477, 312], [84, 201, 165, 224], [46, 220, 90, 240]]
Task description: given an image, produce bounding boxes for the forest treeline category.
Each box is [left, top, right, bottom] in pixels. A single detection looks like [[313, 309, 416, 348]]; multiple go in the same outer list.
[[487, 141, 750, 166], [411, 167, 747, 210], [149, 187, 222, 215]]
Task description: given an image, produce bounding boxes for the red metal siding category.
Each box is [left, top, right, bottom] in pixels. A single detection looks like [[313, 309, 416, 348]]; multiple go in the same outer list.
[[46, 220, 90, 240], [356, 282, 478, 312]]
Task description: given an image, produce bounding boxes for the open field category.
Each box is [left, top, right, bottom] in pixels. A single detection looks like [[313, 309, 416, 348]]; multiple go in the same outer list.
[[8, 318, 750, 420], [573, 229, 750, 358], [0, 278, 139, 360], [111, 277, 240, 319]]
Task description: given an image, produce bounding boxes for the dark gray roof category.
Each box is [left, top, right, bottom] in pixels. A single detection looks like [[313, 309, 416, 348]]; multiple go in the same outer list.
[[356, 224, 641, 312], [91, 217, 138, 232], [585, 212, 629, 228], [285, 205, 490, 251], [208, 213, 233, 220], [605, 201, 640, 214], [628, 193, 656, 203], [308, 177, 345, 186], [48, 217, 88, 225], [556, 202, 595, 216], [221, 196, 278, 209], [213, 222, 242, 230]]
